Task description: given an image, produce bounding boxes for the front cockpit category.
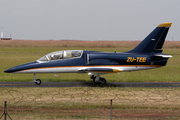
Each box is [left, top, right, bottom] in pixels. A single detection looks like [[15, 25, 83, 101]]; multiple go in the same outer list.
[[37, 50, 83, 62]]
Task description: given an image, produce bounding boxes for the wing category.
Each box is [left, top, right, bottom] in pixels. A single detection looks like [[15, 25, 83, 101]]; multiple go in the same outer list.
[[78, 68, 122, 74]]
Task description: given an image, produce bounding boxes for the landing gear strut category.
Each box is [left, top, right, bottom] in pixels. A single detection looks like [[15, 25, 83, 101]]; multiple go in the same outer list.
[[33, 74, 42, 85], [91, 75, 106, 86]]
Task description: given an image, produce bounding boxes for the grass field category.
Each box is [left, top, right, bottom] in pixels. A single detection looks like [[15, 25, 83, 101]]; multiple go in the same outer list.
[[0, 40, 180, 119], [0, 40, 180, 82]]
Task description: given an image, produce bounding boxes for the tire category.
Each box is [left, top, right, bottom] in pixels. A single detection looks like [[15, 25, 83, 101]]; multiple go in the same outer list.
[[93, 77, 98, 84], [35, 79, 41, 85], [98, 78, 106, 87]]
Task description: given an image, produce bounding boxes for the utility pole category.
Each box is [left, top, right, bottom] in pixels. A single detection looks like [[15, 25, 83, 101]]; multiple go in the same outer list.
[[0, 101, 12, 120]]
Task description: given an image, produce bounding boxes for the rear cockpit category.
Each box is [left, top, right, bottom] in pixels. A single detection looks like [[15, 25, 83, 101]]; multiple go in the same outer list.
[[37, 50, 83, 62]]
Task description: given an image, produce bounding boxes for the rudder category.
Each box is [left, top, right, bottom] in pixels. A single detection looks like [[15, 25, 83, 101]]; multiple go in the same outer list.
[[128, 22, 172, 53]]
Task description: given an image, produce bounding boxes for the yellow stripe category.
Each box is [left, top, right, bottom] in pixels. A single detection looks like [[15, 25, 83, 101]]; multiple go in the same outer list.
[[158, 22, 172, 27], [113, 69, 122, 73]]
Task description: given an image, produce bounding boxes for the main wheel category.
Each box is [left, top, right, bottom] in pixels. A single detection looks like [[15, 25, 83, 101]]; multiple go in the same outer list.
[[93, 77, 99, 84], [35, 79, 41, 85], [98, 78, 106, 87]]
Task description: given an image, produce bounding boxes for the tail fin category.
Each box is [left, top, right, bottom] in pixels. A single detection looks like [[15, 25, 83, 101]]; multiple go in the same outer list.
[[128, 22, 172, 53]]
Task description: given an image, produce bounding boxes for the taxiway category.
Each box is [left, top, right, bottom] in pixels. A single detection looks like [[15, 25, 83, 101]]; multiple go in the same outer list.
[[0, 82, 180, 87]]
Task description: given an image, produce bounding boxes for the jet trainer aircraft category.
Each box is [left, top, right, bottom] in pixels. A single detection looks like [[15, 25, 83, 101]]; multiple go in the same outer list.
[[4, 22, 172, 86]]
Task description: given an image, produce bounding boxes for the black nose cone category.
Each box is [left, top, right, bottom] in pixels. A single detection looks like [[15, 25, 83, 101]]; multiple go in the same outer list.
[[4, 68, 15, 73], [4, 61, 39, 73]]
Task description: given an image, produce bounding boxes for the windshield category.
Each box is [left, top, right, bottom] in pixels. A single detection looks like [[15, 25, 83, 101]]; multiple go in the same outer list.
[[37, 50, 83, 62]]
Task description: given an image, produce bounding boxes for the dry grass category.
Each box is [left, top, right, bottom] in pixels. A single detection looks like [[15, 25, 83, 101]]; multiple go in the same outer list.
[[1, 40, 180, 48], [0, 87, 180, 108], [0, 87, 180, 119]]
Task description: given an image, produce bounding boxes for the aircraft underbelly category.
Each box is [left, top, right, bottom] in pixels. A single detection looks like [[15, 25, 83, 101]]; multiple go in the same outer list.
[[17, 67, 79, 73], [16, 65, 161, 74]]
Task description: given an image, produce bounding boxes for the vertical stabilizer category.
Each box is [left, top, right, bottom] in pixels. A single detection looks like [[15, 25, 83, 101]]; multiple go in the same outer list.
[[128, 22, 172, 53]]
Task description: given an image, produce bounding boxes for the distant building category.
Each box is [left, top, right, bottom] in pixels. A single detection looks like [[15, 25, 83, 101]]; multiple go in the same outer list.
[[0, 37, 12, 40], [1, 27, 12, 40]]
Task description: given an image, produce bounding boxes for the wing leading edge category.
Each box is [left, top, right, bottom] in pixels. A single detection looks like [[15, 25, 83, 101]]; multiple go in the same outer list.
[[78, 68, 122, 74]]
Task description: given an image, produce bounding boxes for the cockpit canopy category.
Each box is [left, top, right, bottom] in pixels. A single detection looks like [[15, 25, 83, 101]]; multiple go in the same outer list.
[[37, 50, 83, 62]]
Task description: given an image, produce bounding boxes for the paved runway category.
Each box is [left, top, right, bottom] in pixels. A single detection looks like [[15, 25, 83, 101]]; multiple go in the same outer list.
[[0, 82, 180, 87]]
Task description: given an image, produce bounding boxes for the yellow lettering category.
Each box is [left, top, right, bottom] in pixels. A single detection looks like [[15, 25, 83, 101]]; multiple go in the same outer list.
[[126, 57, 132, 62], [127, 57, 146, 62], [136, 57, 140, 62], [132, 57, 136, 62], [139, 57, 143, 62], [143, 57, 146, 62]]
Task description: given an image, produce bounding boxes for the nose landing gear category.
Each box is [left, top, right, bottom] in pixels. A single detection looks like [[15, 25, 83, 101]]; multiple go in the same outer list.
[[33, 74, 42, 85]]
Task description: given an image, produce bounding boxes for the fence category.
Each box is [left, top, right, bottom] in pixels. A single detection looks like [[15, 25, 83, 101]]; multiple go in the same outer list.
[[0, 87, 180, 119]]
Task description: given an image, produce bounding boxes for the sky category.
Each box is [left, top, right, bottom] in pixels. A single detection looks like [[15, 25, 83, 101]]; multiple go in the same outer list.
[[0, 0, 179, 41]]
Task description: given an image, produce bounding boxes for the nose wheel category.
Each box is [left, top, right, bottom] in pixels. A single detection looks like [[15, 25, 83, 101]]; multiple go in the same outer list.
[[35, 79, 42, 85], [33, 74, 42, 85]]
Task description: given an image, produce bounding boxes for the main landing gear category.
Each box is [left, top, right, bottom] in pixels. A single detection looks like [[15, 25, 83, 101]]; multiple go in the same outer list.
[[33, 74, 42, 85], [90, 75, 106, 87]]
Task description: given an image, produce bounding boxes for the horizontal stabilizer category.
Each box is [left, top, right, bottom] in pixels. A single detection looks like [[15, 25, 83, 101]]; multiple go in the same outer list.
[[151, 54, 172, 60], [78, 68, 122, 73], [152, 54, 172, 58]]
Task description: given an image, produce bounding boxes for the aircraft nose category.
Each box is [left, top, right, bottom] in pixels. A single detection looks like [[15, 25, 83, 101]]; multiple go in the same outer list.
[[4, 61, 39, 73], [4, 68, 14, 73]]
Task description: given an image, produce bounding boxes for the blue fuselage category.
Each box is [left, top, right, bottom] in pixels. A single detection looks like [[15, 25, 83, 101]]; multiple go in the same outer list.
[[4, 50, 169, 74]]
